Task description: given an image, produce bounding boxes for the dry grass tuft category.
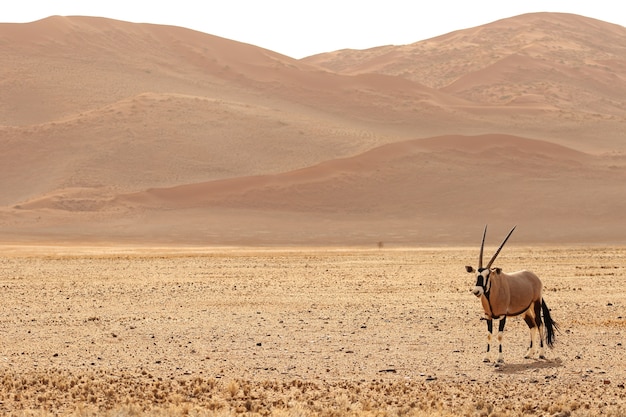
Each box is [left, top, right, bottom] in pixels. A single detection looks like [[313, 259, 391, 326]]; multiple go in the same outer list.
[[1, 369, 623, 416]]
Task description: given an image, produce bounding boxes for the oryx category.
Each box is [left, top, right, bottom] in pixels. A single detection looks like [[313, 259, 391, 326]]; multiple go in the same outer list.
[[465, 225, 557, 363]]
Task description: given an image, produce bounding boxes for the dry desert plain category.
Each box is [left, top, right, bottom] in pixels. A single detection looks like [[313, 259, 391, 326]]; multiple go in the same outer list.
[[2, 13, 626, 416], [0, 245, 624, 416]]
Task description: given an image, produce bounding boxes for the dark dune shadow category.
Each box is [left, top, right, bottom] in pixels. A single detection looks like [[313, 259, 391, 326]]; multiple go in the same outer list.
[[495, 358, 564, 374]]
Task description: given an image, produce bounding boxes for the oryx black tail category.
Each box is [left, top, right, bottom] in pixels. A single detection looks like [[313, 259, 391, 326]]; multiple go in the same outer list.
[[541, 299, 558, 348]]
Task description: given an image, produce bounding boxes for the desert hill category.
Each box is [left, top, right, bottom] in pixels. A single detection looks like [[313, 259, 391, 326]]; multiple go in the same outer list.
[[304, 12, 626, 151], [0, 15, 473, 206], [8, 133, 626, 245], [304, 13, 626, 106], [1, 13, 625, 245]]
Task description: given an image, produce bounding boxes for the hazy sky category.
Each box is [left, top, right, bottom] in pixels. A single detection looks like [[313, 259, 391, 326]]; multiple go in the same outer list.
[[3, 0, 625, 58]]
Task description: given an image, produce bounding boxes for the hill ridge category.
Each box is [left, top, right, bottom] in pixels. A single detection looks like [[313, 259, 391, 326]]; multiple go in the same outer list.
[[1, 13, 625, 244]]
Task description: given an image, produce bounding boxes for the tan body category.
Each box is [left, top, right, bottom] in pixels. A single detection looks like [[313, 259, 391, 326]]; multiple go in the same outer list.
[[480, 269, 542, 320]]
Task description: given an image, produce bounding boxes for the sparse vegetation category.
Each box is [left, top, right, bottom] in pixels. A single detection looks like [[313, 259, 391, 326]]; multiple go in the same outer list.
[[0, 369, 624, 416], [0, 247, 624, 416]]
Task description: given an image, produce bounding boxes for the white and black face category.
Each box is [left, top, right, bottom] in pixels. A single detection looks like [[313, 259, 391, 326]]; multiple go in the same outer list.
[[473, 268, 491, 297], [466, 265, 490, 297]]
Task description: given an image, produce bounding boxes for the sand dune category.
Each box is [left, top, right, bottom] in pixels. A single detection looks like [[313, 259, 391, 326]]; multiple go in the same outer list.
[[118, 134, 625, 244], [304, 13, 626, 150], [0, 92, 392, 206], [8, 134, 626, 245], [0, 16, 469, 206], [119, 134, 592, 209], [1, 13, 625, 245]]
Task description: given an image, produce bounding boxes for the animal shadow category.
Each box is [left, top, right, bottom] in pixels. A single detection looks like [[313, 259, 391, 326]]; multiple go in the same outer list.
[[495, 357, 563, 374]]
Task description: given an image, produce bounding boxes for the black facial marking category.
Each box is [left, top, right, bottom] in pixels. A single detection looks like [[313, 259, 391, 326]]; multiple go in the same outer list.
[[475, 268, 490, 290], [475, 275, 484, 287]]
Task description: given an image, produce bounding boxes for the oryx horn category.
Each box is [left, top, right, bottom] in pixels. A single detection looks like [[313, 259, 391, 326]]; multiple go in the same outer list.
[[486, 225, 517, 268], [478, 225, 487, 269]]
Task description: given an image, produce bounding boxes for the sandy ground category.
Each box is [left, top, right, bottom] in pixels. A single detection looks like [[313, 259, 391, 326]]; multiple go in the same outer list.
[[0, 245, 624, 416]]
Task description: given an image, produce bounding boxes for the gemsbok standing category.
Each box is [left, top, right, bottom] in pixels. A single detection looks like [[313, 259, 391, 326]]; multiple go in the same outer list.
[[465, 225, 557, 363]]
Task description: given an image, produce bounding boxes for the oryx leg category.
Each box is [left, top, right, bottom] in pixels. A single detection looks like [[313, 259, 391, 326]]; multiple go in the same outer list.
[[496, 317, 506, 363], [523, 302, 545, 359], [483, 319, 493, 362], [534, 301, 546, 359], [484, 317, 506, 363], [523, 313, 538, 358]]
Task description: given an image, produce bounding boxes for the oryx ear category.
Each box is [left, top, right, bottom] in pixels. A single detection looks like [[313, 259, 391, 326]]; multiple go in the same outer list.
[[494, 267, 502, 274], [465, 265, 475, 273]]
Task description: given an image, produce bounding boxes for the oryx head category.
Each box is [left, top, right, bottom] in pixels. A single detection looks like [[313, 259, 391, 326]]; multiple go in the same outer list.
[[465, 225, 516, 297]]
